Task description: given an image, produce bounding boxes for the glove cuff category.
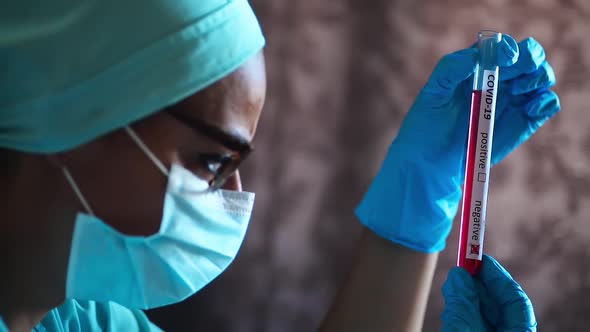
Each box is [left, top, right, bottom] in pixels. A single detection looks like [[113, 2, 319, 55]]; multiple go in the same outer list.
[[355, 142, 462, 253]]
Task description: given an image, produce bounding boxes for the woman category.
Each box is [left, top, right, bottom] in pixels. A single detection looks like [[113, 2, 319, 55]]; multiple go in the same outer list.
[[0, 0, 558, 331]]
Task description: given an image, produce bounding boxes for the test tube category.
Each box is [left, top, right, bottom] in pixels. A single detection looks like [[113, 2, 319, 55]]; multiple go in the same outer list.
[[457, 30, 501, 275]]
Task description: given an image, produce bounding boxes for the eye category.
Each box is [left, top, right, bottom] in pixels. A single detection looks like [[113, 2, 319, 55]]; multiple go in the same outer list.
[[194, 154, 232, 176], [205, 159, 223, 173]]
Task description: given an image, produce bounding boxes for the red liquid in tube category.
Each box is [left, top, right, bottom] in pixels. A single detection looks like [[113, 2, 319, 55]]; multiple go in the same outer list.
[[458, 90, 484, 275]]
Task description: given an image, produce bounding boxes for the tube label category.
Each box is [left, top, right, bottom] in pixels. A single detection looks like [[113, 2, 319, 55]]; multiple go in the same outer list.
[[466, 69, 498, 260]]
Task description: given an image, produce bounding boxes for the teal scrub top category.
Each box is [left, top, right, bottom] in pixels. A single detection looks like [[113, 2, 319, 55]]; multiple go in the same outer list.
[[0, 300, 163, 332]]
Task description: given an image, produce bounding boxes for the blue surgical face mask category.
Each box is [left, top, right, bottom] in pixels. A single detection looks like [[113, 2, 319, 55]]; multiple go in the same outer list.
[[61, 127, 255, 309]]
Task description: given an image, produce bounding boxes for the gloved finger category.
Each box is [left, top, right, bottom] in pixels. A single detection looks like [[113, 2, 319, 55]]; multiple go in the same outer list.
[[496, 34, 519, 67], [441, 267, 483, 332], [523, 89, 561, 119], [468, 34, 518, 67], [474, 279, 500, 326], [511, 61, 556, 95], [423, 36, 517, 98], [478, 255, 537, 330], [424, 48, 478, 95], [490, 90, 560, 165], [500, 37, 546, 81]]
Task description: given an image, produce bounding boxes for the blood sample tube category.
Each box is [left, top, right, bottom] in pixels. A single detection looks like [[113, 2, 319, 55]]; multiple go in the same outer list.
[[457, 30, 501, 275]]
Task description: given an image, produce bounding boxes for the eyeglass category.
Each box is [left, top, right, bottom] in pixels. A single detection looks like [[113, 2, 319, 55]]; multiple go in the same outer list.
[[168, 111, 254, 190]]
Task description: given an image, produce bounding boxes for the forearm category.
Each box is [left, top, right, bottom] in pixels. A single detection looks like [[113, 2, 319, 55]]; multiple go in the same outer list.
[[319, 228, 438, 332]]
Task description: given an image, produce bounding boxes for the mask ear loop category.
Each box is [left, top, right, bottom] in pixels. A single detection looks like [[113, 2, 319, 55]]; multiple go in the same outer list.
[[125, 127, 169, 177], [125, 126, 213, 195], [62, 167, 95, 216]]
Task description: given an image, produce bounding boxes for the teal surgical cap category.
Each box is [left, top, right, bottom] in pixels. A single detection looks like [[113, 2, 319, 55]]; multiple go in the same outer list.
[[0, 0, 265, 153]]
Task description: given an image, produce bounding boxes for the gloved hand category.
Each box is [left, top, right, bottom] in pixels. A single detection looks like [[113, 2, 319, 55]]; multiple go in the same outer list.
[[356, 35, 560, 252], [441, 255, 536, 332]]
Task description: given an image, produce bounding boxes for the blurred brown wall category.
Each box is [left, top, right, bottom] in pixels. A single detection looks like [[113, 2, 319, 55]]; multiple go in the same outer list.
[[148, 0, 590, 331]]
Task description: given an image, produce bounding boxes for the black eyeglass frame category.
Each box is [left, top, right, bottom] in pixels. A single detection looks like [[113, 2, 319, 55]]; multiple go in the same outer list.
[[168, 111, 254, 190]]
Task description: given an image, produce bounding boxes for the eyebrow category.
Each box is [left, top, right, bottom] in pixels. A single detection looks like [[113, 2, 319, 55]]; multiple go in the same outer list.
[[168, 111, 253, 153]]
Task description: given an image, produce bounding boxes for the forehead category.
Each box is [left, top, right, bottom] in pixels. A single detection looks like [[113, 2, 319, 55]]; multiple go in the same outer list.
[[167, 51, 266, 142]]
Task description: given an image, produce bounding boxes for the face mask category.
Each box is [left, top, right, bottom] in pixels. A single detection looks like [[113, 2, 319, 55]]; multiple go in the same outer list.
[[61, 127, 255, 309]]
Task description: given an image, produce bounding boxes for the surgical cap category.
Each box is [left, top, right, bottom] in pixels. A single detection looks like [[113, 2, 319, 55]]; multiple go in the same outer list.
[[0, 0, 265, 153]]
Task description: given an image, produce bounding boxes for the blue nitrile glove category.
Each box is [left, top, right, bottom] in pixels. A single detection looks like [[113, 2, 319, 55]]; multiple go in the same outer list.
[[441, 255, 536, 332], [356, 36, 560, 252]]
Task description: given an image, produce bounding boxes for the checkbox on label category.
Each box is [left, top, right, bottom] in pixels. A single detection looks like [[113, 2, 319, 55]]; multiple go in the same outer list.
[[478, 172, 486, 183]]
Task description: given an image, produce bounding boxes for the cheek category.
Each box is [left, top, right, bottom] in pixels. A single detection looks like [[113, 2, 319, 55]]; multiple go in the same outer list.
[[88, 111, 221, 235], [72, 126, 173, 236], [98, 150, 168, 236]]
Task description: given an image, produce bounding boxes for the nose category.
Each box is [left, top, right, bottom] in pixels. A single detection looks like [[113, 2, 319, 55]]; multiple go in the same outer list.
[[221, 170, 242, 191]]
